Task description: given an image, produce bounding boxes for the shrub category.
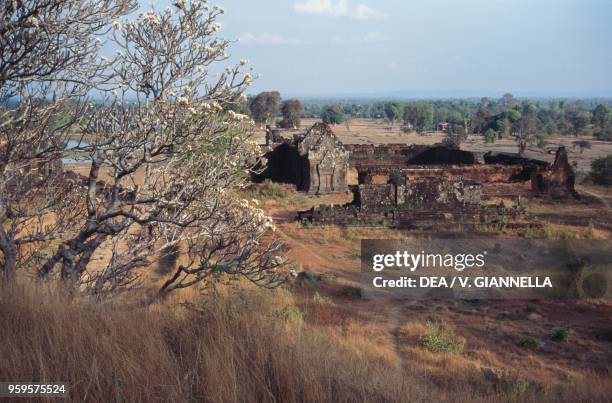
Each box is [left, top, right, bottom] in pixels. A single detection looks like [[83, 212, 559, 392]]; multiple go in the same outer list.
[[590, 154, 612, 186], [249, 180, 289, 200], [421, 321, 465, 353], [495, 375, 544, 397], [338, 285, 363, 299], [320, 272, 338, 283], [484, 128, 497, 143], [517, 336, 539, 349], [313, 291, 334, 306], [551, 327, 570, 342], [594, 127, 612, 141]]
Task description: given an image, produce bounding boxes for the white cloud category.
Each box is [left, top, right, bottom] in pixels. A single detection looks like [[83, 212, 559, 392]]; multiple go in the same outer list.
[[240, 33, 310, 45], [353, 4, 384, 20], [364, 32, 386, 43], [294, 0, 349, 16], [293, 0, 384, 20]]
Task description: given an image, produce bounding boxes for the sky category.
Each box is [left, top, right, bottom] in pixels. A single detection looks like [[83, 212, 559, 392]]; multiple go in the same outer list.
[[149, 0, 612, 98]]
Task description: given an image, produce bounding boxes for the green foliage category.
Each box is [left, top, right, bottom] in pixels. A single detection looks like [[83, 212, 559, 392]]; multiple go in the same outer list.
[[274, 305, 304, 324], [536, 134, 548, 149], [388, 170, 404, 186], [551, 327, 570, 342], [442, 132, 466, 149], [572, 140, 591, 153], [403, 102, 434, 133], [594, 127, 612, 141], [565, 108, 591, 136], [590, 154, 612, 186], [247, 180, 288, 200], [484, 128, 497, 143], [592, 104, 610, 129], [383, 102, 401, 123], [421, 321, 465, 353], [301, 97, 611, 141], [279, 99, 304, 129], [517, 336, 538, 349], [320, 272, 338, 283], [249, 91, 281, 125], [321, 105, 345, 125], [313, 291, 334, 306], [495, 375, 544, 397]]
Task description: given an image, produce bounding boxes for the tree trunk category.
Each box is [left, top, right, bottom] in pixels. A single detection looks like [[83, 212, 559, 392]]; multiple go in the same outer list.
[[0, 225, 17, 283]]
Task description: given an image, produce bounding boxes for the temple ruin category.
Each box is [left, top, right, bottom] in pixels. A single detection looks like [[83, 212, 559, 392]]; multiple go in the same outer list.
[[258, 123, 349, 194], [257, 123, 576, 228]]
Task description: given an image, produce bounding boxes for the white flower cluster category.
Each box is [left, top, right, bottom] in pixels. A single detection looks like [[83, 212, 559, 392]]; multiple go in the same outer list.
[[225, 110, 250, 122], [243, 73, 253, 85], [142, 10, 161, 26], [238, 199, 276, 232], [112, 21, 122, 30], [244, 139, 262, 158], [202, 102, 223, 112], [26, 16, 39, 28]]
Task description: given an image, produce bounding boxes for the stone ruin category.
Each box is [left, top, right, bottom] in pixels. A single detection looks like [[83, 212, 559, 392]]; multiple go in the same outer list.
[[531, 147, 577, 199], [256, 122, 349, 194], [297, 177, 491, 229], [257, 123, 576, 228]]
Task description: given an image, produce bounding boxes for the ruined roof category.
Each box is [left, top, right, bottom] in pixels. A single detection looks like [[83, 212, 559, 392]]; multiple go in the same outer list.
[[296, 123, 344, 156]]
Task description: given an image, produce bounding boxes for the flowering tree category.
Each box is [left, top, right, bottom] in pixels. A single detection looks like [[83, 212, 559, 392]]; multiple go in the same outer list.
[[0, 0, 137, 282], [37, 2, 285, 298]]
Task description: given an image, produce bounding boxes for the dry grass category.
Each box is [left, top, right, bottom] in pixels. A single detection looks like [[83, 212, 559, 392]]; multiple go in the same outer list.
[[0, 284, 436, 402], [1, 283, 611, 402]]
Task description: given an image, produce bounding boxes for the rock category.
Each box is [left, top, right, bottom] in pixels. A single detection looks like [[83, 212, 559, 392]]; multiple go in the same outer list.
[[481, 366, 499, 382]]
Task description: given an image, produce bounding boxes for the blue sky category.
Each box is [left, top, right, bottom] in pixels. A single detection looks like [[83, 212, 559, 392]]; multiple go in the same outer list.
[[149, 0, 612, 98]]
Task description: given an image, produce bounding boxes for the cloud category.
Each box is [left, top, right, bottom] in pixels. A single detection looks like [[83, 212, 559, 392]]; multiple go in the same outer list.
[[353, 4, 385, 20], [293, 0, 384, 20], [294, 0, 349, 16], [240, 33, 310, 45], [364, 32, 386, 43]]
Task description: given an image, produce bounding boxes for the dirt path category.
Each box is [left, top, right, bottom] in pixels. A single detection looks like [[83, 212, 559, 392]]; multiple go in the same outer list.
[[579, 188, 611, 209]]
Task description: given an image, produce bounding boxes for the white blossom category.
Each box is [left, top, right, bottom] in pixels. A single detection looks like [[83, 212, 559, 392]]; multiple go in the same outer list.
[[26, 16, 39, 28]]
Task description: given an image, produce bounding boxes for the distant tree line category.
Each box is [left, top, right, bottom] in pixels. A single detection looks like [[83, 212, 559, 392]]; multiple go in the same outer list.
[[245, 91, 612, 153]]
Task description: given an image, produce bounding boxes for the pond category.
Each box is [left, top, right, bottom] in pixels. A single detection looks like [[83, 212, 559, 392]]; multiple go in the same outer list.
[[62, 139, 91, 164]]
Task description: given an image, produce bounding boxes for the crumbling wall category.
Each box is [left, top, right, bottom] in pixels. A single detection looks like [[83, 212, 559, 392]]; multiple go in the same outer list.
[[298, 123, 349, 194], [401, 177, 481, 211], [531, 147, 576, 198], [358, 184, 397, 209]]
